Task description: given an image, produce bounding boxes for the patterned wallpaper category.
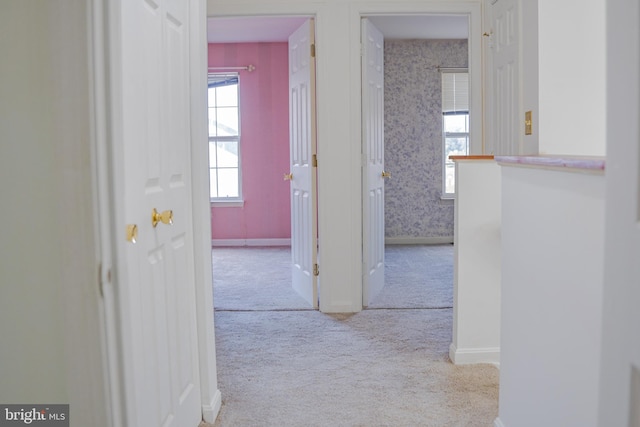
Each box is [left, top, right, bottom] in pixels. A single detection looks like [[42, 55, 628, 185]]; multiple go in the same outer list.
[[384, 39, 468, 239]]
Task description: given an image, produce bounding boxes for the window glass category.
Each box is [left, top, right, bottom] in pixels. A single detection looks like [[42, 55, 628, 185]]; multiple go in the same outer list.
[[207, 73, 241, 201], [441, 70, 469, 196], [216, 168, 239, 198], [215, 84, 238, 107], [215, 107, 239, 137], [216, 141, 239, 168]]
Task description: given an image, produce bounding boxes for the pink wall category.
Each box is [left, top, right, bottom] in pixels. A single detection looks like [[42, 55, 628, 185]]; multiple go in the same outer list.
[[208, 43, 291, 240]]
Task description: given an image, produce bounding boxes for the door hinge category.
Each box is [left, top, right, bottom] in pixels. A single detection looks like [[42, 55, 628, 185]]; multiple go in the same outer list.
[[313, 263, 320, 276], [311, 43, 316, 58], [312, 154, 318, 167]]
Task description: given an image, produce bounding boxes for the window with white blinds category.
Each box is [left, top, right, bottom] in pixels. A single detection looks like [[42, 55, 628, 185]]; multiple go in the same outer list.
[[441, 70, 469, 114], [441, 69, 469, 196]]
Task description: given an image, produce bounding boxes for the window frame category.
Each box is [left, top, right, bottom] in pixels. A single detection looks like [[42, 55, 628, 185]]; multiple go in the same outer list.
[[440, 69, 469, 198], [207, 72, 242, 205]]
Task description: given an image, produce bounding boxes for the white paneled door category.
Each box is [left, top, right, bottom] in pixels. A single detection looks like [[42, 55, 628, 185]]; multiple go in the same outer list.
[[491, 0, 521, 155], [110, 0, 202, 425], [288, 19, 319, 308], [362, 18, 385, 306]]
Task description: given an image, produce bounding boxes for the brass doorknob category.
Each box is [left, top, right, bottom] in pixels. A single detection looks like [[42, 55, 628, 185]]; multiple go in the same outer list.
[[382, 171, 391, 179], [151, 208, 173, 228], [284, 173, 293, 181]]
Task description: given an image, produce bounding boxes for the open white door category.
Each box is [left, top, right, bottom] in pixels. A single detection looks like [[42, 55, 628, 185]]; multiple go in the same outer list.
[[108, 0, 202, 425], [599, 0, 640, 423], [288, 19, 319, 308], [490, 0, 521, 155], [362, 18, 386, 306]]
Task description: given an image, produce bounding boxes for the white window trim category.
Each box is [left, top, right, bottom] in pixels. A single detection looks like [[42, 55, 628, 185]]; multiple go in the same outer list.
[[208, 72, 242, 204], [442, 129, 469, 198], [441, 69, 469, 197], [210, 199, 244, 207]]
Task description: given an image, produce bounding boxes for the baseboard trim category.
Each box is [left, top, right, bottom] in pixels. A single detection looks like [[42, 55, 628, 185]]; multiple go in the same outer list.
[[385, 236, 454, 245], [320, 302, 362, 313], [449, 343, 500, 366], [494, 417, 505, 427], [211, 238, 291, 247], [201, 389, 222, 423]]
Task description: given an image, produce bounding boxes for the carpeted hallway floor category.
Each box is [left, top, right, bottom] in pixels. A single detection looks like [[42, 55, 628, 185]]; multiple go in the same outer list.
[[205, 245, 499, 427]]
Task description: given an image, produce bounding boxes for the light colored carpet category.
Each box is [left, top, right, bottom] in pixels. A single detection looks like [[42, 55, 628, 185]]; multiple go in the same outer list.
[[206, 245, 498, 427], [369, 244, 454, 309], [211, 244, 455, 311], [212, 246, 310, 311]]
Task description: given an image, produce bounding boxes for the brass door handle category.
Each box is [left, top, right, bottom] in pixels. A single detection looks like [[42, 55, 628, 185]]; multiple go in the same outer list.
[[284, 173, 293, 181], [151, 208, 173, 228], [382, 171, 391, 179]]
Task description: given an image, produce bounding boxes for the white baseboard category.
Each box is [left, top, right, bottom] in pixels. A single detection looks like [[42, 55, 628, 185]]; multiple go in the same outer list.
[[201, 389, 222, 423], [494, 417, 505, 427], [320, 302, 361, 313], [211, 238, 291, 247], [385, 236, 454, 245], [449, 342, 500, 366]]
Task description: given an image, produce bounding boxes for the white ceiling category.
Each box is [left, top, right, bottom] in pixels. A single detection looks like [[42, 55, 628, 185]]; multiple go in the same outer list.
[[368, 15, 468, 40], [207, 17, 308, 43], [207, 15, 468, 44]]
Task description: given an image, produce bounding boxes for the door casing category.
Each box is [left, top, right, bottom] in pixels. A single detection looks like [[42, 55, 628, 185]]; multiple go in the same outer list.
[[358, 5, 483, 308]]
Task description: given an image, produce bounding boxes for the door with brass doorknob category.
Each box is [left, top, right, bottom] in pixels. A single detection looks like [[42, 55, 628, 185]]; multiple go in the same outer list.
[[112, 0, 202, 425]]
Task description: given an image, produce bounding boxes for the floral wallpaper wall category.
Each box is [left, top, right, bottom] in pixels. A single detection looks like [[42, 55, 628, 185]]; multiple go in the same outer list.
[[384, 39, 468, 240]]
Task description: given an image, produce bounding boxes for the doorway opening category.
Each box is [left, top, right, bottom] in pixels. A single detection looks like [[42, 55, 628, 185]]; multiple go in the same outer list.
[[207, 16, 319, 311], [362, 15, 470, 310]]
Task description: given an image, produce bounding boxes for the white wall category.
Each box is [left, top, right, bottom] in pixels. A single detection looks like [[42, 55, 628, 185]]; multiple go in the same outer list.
[[207, 0, 483, 312], [451, 159, 501, 365], [0, 1, 108, 424], [538, 0, 606, 156], [497, 165, 605, 427], [0, 2, 67, 403], [598, 0, 640, 425]]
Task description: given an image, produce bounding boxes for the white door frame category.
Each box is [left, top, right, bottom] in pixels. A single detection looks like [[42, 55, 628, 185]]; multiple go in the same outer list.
[[91, 0, 221, 423], [207, 4, 352, 313], [355, 3, 483, 307], [353, 3, 484, 153], [189, 0, 223, 421], [206, 1, 482, 313]]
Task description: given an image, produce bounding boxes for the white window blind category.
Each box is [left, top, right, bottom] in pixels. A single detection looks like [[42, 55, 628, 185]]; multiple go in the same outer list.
[[441, 70, 469, 113], [208, 73, 238, 88]]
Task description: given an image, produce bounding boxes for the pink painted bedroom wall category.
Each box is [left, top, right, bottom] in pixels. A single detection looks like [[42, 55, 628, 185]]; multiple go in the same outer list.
[[208, 43, 291, 241]]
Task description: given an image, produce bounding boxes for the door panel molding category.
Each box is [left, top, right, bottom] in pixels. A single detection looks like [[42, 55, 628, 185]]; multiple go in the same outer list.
[[362, 18, 385, 306]]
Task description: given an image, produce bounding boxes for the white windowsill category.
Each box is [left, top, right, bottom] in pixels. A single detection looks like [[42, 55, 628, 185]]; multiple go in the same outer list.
[[441, 194, 456, 201], [210, 199, 245, 208]]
